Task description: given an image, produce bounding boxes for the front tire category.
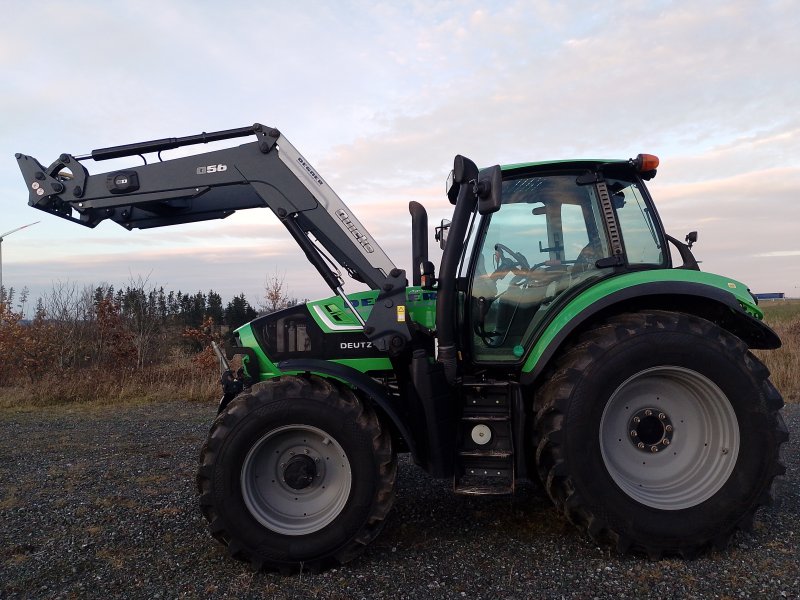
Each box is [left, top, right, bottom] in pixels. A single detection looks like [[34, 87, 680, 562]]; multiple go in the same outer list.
[[197, 375, 396, 572], [534, 310, 787, 558]]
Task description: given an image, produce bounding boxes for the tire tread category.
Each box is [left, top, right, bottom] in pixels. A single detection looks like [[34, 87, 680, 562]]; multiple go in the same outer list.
[[196, 374, 396, 573], [532, 310, 787, 557]]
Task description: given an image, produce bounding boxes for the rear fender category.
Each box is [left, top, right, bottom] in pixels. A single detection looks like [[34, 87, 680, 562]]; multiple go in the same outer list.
[[520, 280, 780, 386]]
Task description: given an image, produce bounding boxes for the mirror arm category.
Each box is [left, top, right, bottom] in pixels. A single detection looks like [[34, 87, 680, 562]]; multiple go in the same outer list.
[[665, 234, 700, 270]]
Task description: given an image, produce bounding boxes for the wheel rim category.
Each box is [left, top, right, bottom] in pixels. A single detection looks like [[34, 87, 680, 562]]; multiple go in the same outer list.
[[241, 424, 351, 535], [599, 366, 740, 510]]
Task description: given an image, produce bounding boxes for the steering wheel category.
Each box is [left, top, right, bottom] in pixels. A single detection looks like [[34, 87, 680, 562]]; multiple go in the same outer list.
[[493, 243, 529, 275], [493, 243, 553, 286]]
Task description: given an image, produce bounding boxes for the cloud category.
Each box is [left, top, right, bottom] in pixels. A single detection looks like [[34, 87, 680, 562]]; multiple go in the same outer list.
[[1, 0, 798, 304], [754, 251, 800, 258]]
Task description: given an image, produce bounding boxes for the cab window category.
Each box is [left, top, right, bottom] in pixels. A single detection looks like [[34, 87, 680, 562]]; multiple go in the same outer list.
[[608, 179, 664, 265], [469, 173, 613, 363]]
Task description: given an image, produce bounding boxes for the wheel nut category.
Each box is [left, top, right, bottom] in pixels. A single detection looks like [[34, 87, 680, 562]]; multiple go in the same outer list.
[[629, 407, 674, 453]]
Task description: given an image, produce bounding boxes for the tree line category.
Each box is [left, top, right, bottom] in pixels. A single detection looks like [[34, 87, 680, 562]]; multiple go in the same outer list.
[[2, 283, 259, 331], [0, 273, 300, 388]]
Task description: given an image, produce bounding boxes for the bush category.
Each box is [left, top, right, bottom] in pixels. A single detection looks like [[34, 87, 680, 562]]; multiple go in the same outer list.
[[0, 300, 219, 407]]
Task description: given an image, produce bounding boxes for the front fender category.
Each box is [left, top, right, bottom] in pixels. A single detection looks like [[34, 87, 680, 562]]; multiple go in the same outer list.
[[276, 358, 419, 460]]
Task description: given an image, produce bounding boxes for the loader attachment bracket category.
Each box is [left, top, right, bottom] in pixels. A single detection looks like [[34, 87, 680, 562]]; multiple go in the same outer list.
[[364, 268, 412, 356]]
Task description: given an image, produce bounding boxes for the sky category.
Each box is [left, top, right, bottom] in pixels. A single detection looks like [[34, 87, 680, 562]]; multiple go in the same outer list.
[[1, 0, 798, 312]]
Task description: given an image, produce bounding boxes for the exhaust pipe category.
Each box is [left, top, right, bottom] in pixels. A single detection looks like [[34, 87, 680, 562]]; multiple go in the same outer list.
[[409, 201, 428, 286]]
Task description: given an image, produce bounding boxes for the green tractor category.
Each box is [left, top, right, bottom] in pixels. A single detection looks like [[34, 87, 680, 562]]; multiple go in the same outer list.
[[17, 124, 787, 572]]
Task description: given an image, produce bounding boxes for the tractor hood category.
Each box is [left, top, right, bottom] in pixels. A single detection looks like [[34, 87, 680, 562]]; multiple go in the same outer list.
[[234, 287, 437, 380]]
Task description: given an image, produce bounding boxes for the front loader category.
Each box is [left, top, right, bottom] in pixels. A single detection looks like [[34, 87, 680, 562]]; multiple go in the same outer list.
[[16, 123, 788, 571]]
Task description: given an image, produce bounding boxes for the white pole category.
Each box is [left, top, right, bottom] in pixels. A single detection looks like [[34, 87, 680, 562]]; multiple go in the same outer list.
[[0, 221, 40, 300]]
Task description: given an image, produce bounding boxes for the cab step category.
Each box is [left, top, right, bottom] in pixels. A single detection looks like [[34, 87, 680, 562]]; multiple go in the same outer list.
[[453, 380, 518, 496]]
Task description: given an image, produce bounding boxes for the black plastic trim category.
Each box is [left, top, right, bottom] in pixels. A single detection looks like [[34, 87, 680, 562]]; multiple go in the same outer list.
[[437, 158, 479, 383]]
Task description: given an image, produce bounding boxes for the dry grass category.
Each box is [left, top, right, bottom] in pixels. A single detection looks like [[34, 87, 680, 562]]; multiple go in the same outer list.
[[756, 299, 800, 404], [0, 354, 218, 410]]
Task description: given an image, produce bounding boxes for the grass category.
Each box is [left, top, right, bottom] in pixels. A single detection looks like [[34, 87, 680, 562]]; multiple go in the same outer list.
[[757, 298, 800, 324], [756, 299, 800, 404], [0, 355, 219, 411]]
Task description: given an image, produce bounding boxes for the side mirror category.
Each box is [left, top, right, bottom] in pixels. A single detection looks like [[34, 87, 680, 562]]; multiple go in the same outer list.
[[435, 219, 451, 250], [685, 231, 698, 249], [420, 260, 436, 289], [447, 155, 479, 205], [475, 165, 502, 215], [446, 170, 458, 204]]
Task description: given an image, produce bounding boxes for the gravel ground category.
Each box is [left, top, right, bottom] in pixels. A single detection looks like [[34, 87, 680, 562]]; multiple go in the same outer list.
[[1, 400, 797, 600]]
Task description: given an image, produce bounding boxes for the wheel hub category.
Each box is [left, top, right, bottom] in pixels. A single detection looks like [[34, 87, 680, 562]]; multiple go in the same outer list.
[[283, 454, 318, 490], [600, 365, 741, 510], [240, 424, 352, 535], [628, 407, 674, 453]]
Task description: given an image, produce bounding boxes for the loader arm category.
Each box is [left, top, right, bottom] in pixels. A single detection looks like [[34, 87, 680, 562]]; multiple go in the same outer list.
[[15, 123, 411, 353]]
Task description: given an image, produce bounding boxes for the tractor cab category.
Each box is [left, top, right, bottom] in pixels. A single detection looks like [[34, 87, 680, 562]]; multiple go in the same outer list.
[[458, 159, 667, 364]]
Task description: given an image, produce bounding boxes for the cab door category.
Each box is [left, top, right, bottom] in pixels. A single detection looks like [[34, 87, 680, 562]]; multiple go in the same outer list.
[[466, 171, 613, 364]]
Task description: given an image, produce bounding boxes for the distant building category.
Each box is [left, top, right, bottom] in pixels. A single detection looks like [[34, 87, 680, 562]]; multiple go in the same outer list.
[[753, 292, 785, 300]]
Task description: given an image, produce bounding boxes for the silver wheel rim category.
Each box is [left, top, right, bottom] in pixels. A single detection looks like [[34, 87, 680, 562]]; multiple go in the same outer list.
[[241, 424, 351, 535], [599, 366, 739, 510]]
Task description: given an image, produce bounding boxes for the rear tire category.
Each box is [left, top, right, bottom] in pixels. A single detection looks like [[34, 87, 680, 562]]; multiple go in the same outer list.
[[533, 310, 787, 557], [197, 375, 396, 572]]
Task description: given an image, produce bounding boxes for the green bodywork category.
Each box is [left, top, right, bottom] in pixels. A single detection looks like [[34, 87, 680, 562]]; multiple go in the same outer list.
[[304, 287, 437, 333], [233, 321, 278, 379], [500, 158, 619, 171]]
